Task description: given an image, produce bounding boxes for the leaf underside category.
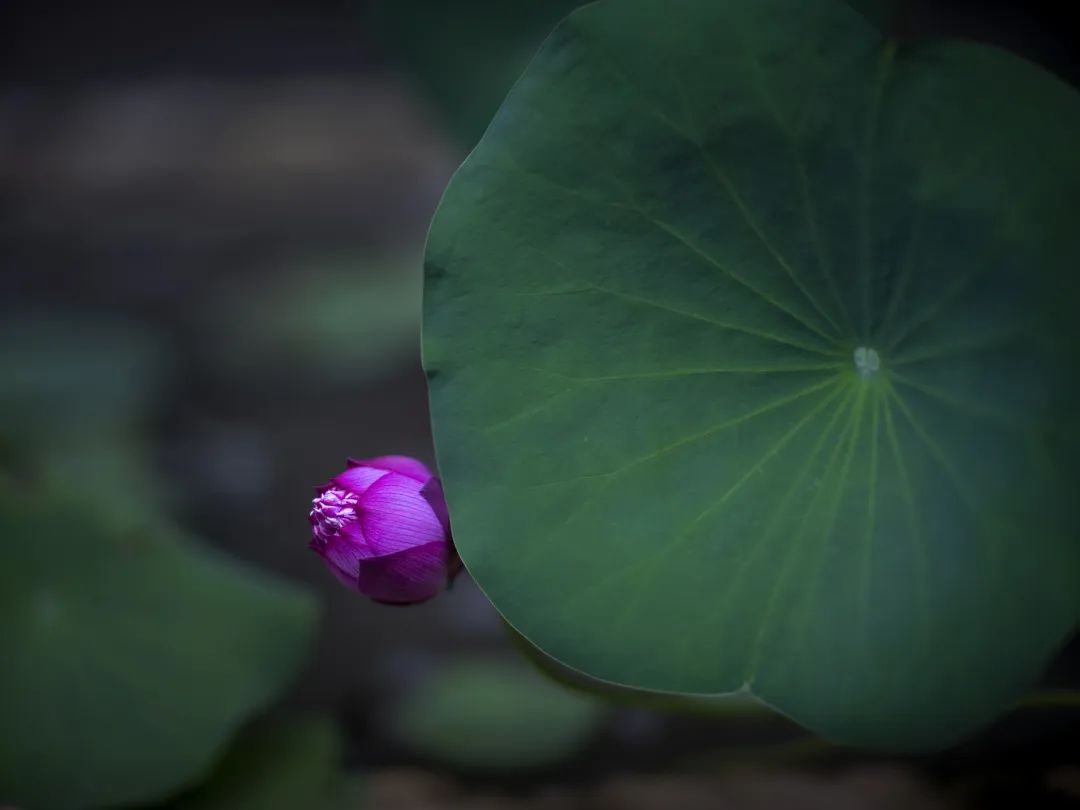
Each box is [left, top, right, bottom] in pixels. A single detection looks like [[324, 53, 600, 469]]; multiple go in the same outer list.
[[423, 0, 1080, 750]]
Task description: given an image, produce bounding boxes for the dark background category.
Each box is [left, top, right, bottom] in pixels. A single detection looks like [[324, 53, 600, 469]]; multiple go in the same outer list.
[[2, 1, 1079, 808]]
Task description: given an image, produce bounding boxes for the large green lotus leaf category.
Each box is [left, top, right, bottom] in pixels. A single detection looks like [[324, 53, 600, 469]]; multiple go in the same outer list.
[[371, 1, 886, 150], [423, 0, 1080, 751], [371, 0, 585, 148], [0, 493, 319, 809], [507, 623, 768, 718]]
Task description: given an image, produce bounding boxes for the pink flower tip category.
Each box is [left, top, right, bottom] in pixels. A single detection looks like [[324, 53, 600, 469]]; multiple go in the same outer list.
[[308, 455, 460, 604]]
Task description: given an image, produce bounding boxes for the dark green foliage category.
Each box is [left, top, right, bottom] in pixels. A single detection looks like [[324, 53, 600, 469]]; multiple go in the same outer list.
[[423, 0, 1080, 750]]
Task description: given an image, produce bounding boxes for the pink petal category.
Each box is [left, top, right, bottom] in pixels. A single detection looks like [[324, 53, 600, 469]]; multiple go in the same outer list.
[[323, 557, 361, 590], [317, 522, 375, 582], [420, 477, 452, 537], [334, 465, 391, 495], [356, 541, 447, 604], [417, 479, 462, 582], [349, 455, 433, 483], [359, 472, 446, 556]]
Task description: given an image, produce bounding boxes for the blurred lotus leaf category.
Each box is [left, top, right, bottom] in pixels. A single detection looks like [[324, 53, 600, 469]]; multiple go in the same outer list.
[[205, 252, 423, 384], [0, 311, 174, 521], [0, 490, 319, 810], [168, 716, 343, 810], [0, 311, 167, 452], [37, 441, 170, 523], [389, 657, 605, 770]]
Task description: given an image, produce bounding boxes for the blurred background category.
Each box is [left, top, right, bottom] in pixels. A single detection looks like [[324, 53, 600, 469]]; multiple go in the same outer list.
[[2, 1, 1079, 808]]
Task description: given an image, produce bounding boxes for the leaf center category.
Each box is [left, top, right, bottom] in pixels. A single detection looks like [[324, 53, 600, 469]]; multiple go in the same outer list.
[[853, 346, 881, 379]]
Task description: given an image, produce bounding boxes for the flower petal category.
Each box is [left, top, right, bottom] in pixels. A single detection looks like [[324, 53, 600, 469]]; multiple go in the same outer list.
[[323, 556, 360, 591], [420, 477, 451, 537], [350, 455, 433, 483], [334, 465, 390, 495], [359, 472, 445, 555], [318, 522, 375, 579], [356, 541, 447, 604]]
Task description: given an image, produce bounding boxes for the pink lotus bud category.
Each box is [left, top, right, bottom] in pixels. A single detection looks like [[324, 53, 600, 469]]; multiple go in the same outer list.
[[308, 455, 460, 604]]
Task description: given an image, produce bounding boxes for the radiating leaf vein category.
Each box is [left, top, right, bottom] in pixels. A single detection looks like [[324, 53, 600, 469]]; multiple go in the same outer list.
[[580, 32, 843, 345], [744, 383, 864, 682], [519, 375, 841, 489]]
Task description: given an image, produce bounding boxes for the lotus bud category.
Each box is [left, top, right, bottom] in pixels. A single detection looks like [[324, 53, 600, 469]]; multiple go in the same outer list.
[[309, 455, 460, 604]]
